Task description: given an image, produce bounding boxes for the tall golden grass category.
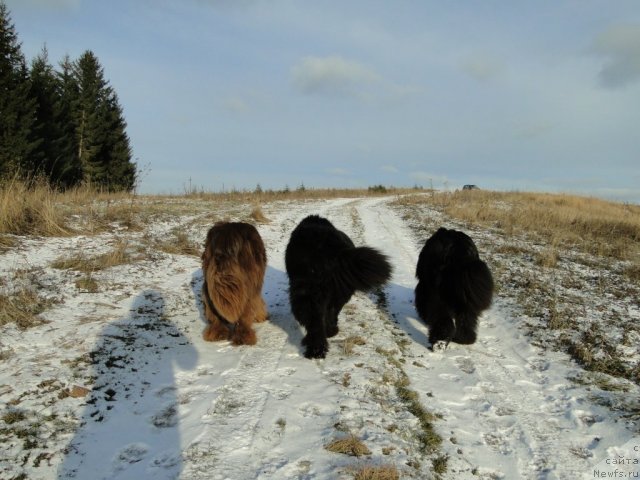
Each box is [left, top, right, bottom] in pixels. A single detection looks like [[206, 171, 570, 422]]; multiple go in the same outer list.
[[398, 190, 640, 262], [0, 180, 424, 237], [3, 179, 639, 267], [0, 178, 136, 237], [0, 178, 71, 236]]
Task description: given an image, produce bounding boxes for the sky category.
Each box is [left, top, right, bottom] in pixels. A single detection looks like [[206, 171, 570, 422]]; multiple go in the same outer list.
[[5, 0, 640, 202]]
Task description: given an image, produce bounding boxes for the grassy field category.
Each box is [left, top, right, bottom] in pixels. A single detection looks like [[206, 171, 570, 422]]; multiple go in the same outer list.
[[1, 181, 639, 478], [392, 190, 640, 390], [3, 180, 639, 386]]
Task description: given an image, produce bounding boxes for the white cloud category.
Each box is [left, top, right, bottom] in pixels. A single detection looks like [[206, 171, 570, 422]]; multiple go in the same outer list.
[[291, 55, 381, 97], [380, 165, 399, 173], [222, 97, 250, 113], [461, 54, 505, 82], [592, 23, 640, 89]]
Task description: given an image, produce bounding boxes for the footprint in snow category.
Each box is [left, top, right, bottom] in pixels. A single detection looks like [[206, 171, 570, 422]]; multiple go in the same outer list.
[[277, 367, 296, 376], [113, 443, 149, 469], [454, 356, 476, 374], [151, 403, 178, 428], [526, 357, 550, 372]]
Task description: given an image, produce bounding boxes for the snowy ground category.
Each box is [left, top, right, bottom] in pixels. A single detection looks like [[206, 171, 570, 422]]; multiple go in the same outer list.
[[1, 195, 638, 479]]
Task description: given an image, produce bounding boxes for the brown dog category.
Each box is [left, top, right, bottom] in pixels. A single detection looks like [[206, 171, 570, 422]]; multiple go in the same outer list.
[[201, 221, 268, 345]]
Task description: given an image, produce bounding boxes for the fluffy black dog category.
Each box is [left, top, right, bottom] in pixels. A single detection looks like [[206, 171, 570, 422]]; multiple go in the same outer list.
[[285, 215, 392, 359], [414, 227, 493, 347]]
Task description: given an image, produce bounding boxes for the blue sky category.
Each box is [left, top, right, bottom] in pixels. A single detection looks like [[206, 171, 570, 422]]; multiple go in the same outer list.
[[6, 0, 640, 202]]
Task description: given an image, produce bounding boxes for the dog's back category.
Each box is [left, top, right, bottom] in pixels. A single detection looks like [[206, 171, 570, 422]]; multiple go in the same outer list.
[[203, 222, 266, 274], [415, 227, 493, 345], [286, 215, 391, 294], [285, 215, 391, 358], [201, 221, 268, 345]]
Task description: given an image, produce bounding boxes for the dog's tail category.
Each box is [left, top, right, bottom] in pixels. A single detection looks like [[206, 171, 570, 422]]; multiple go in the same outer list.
[[443, 259, 494, 314], [336, 246, 392, 292]]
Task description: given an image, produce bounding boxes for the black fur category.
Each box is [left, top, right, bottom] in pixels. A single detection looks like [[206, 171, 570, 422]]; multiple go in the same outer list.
[[285, 215, 392, 359], [414, 227, 493, 347]]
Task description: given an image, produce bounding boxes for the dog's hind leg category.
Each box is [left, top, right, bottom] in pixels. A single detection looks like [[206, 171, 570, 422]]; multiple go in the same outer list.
[[203, 317, 231, 342], [326, 289, 353, 338], [202, 291, 233, 342], [301, 330, 328, 358], [289, 288, 329, 358], [300, 310, 329, 359], [451, 312, 478, 345], [230, 314, 257, 346], [427, 310, 456, 347], [325, 303, 340, 338]]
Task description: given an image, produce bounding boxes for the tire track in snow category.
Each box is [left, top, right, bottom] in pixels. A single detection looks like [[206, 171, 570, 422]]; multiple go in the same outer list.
[[353, 197, 620, 479], [180, 198, 359, 479]]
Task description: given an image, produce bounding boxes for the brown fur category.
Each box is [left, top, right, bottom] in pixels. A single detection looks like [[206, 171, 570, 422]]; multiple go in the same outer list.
[[201, 221, 268, 345]]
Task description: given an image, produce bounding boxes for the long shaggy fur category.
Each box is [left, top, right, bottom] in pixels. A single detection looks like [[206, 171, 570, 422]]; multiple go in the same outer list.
[[285, 215, 392, 359], [414, 227, 493, 347], [201, 221, 268, 346]]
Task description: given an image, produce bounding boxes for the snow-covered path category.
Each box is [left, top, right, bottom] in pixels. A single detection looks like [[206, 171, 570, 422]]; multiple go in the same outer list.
[[1, 196, 637, 480], [354, 198, 638, 479]]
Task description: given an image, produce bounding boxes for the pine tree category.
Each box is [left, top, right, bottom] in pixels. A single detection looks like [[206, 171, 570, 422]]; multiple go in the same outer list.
[[29, 46, 76, 186], [103, 92, 135, 191], [0, 1, 40, 181], [72, 50, 135, 191], [55, 55, 82, 188]]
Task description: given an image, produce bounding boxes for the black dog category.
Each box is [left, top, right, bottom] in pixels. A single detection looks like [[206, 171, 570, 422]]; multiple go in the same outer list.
[[414, 227, 493, 347], [285, 215, 392, 359]]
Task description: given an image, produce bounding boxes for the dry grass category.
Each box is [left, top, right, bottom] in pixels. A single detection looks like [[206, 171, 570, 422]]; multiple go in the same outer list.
[[349, 464, 400, 480], [0, 235, 17, 252], [0, 178, 71, 237], [394, 377, 442, 454], [0, 289, 54, 330], [1, 180, 424, 243], [397, 190, 640, 263], [152, 230, 200, 257], [250, 205, 271, 224], [343, 335, 367, 355], [325, 434, 372, 457], [52, 239, 133, 273], [0, 178, 140, 238], [75, 275, 99, 293]]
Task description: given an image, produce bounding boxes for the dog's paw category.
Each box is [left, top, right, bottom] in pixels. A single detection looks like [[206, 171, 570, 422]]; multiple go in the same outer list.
[[203, 324, 229, 342], [231, 326, 257, 346], [303, 338, 328, 359], [430, 340, 450, 352]]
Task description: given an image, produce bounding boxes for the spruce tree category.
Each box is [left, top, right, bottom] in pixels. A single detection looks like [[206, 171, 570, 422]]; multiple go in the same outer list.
[[103, 92, 135, 191], [0, 1, 39, 181], [29, 46, 71, 185], [55, 55, 82, 188], [73, 50, 135, 191]]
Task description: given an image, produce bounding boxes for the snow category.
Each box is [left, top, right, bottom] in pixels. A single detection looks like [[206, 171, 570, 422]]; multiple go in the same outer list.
[[1, 195, 638, 479]]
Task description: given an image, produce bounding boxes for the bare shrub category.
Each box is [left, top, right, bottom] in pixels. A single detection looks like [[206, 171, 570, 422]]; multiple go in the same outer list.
[[325, 434, 371, 457], [250, 205, 271, 224]]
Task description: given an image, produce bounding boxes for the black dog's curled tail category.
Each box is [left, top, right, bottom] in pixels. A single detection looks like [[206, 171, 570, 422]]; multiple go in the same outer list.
[[336, 246, 392, 292], [444, 259, 494, 314]]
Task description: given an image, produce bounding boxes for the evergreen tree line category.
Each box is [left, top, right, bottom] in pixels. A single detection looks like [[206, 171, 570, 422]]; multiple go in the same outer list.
[[0, 2, 136, 191]]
